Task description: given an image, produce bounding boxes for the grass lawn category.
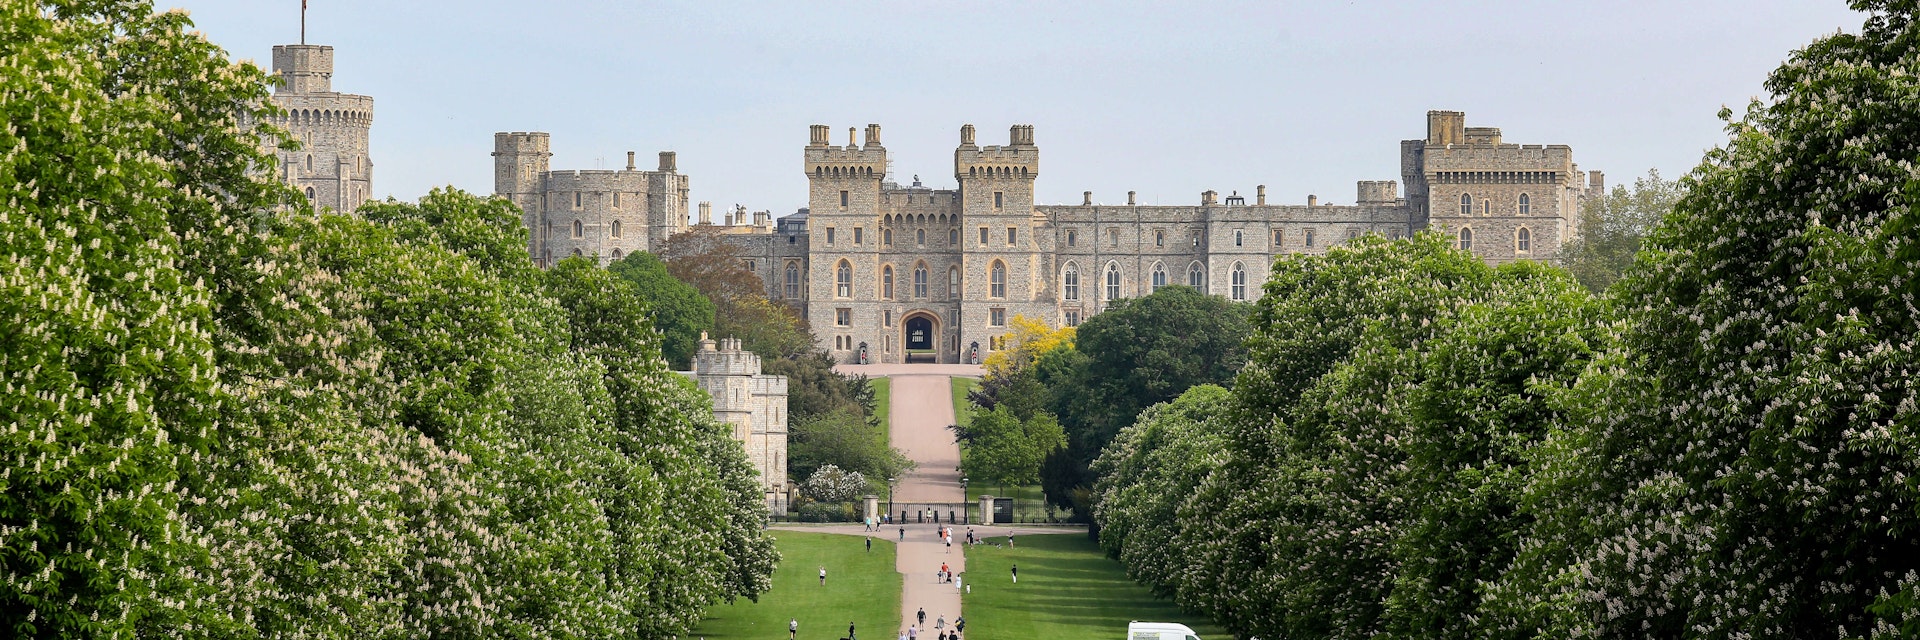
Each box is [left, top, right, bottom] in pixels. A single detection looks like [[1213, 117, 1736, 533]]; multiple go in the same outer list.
[[690, 532, 901, 639], [960, 533, 1225, 640], [950, 376, 979, 428], [871, 376, 892, 437]]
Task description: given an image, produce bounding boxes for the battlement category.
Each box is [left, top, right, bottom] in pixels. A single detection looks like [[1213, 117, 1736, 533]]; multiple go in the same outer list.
[[1357, 180, 1400, 204], [494, 131, 552, 155], [804, 124, 887, 177], [954, 124, 1039, 178], [272, 44, 333, 94]]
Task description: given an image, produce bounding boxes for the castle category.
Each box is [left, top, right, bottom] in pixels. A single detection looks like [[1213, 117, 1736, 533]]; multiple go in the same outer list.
[[499, 110, 1603, 366], [685, 336, 790, 514], [266, 44, 374, 211]]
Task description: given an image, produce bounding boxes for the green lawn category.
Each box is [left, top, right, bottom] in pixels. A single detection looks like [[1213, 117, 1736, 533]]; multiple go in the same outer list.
[[960, 533, 1225, 640], [871, 376, 892, 433], [950, 376, 979, 428], [690, 532, 901, 639]]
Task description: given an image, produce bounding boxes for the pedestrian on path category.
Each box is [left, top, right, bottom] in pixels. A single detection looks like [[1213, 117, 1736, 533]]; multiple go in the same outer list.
[[955, 616, 965, 634], [936, 614, 945, 630], [954, 576, 962, 594], [899, 526, 905, 541], [908, 624, 918, 639], [790, 617, 798, 639], [917, 607, 926, 627], [1011, 563, 1017, 584], [819, 567, 827, 586]]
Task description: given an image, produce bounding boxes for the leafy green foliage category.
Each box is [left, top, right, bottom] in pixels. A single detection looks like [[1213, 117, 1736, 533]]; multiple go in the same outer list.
[[608, 251, 714, 369], [1560, 168, 1683, 293], [0, 5, 774, 635], [958, 407, 1067, 490], [789, 409, 911, 483]]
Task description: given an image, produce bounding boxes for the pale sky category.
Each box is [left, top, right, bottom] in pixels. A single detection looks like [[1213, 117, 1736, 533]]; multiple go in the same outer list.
[[170, 1, 1864, 215]]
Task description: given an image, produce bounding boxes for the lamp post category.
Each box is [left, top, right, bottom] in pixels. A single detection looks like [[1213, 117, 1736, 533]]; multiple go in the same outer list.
[[886, 477, 894, 524], [960, 477, 969, 525]]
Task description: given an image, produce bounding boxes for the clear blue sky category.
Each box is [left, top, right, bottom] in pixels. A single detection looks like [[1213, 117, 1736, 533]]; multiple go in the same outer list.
[[170, 1, 1864, 214]]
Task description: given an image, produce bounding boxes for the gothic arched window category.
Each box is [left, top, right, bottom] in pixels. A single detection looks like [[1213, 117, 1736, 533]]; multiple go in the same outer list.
[[1516, 227, 1532, 252], [948, 267, 960, 298], [836, 260, 852, 298], [1189, 262, 1205, 288], [610, 220, 622, 238], [882, 265, 895, 299], [1105, 264, 1122, 301], [1459, 227, 1475, 252], [1063, 263, 1080, 301], [1151, 263, 1167, 292], [1518, 193, 1531, 215], [990, 261, 1007, 298], [1460, 193, 1473, 216], [914, 263, 929, 298], [1230, 263, 1247, 301], [572, 219, 583, 238], [785, 263, 801, 299]]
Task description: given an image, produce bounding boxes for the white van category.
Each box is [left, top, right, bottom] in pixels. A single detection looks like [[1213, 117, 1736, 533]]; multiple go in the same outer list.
[[1128, 621, 1201, 640]]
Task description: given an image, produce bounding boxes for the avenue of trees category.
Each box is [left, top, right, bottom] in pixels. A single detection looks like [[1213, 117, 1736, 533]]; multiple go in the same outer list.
[[1, 3, 774, 637], [1093, 3, 1920, 637]]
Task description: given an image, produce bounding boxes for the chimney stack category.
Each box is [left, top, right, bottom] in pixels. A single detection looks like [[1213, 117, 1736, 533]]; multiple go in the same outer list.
[[658, 151, 677, 172], [1257, 185, 1266, 206], [1308, 194, 1318, 207], [809, 124, 830, 146], [864, 123, 882, 147], [960, 124, 976, 147], [699, 201, 712, 225], [626, 151, 636, 171], [1127, 191, 1136, 205], [1084, 191, 1092, 205]]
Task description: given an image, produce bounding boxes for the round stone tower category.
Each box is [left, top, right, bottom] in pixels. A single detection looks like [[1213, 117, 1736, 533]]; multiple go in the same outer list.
[[269, 44, 374, 212]]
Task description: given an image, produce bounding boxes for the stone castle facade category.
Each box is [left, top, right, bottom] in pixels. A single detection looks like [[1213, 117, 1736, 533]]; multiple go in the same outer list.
[[685, 336, 790, 514], [266, 44, 373, 211], [492, 133, 691, 265], [501, 111, 1601, 365]]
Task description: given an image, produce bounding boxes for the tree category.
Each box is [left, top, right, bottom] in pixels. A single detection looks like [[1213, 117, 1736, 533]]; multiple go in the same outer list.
[[981, 315, 1074, 380], [1559, 168, 1682, 293], [1038, 285, 1250, 516], [1491, 4, 1920, 635], [801, 465, 868, 503], [609, 251, 714, 369], [789, 409, 912, 483], [1092, 385, 1231, 600], [959, 407, 1067, 491]]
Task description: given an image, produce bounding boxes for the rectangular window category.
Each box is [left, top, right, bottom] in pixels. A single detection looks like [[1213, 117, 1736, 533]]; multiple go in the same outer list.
[[836, 308, 851, 326], [1273, 228, 1284, 247], [613, 192, 621, 209], [574, 192, 582, 209], [826, 227, 836, 245], [854, 227, 864, 244], [744, 260, 756, 272], [1007, 227, 1018, 245], [979, 227, 989, 245], [994, 191, 1004, 209], [885, 310, 893, 327], [1067, 231, 1077, 247], [990, 308, 1006, 327], [1305, 229, 1316, 247], [950, 228, 959, 244], [841, 190, 849, 208]]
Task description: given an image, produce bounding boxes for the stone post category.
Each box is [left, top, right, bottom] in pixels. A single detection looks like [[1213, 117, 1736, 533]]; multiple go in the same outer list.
[[863, 495, 879, 523], [979, 495, 996, 525]]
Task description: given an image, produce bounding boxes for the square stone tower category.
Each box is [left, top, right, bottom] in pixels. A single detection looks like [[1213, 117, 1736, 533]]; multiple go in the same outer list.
[[1407, 110, 1587, 263], [954, 124, 1052, 362], [804, 124, 890, 358], [691, 335, 790, 515]]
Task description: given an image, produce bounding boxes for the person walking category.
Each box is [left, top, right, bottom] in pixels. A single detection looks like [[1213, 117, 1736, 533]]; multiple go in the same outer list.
[[1010, 563, 1017, 584], [908, 624, 918, 639], [866, 537, 872, 553], [954, 575, 962, 594], [848, 620, 857, 639], [955, 616, 965, 635], [789, 617, 798, 639], [899, 526, 905, 541], [935, 614, 946, 630], [917, 607, 926, 627], [819, 567, 827, 586]]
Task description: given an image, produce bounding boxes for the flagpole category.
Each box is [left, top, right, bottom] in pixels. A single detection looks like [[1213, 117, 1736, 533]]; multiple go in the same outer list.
[[300, 0, 306, 44]]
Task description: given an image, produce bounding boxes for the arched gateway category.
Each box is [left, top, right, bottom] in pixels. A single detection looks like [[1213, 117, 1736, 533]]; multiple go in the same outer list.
[[902, 311, 940, 364]]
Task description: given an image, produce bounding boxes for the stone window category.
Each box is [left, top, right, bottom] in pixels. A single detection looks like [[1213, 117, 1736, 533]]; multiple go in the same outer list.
[[1234, 230, 1244, 247], [1007, 227, 1018, 246], [884, 228, 893, 245], [1151, 263, 1167, 292], [572, 219, 583, 238], [305, 186, 314, 200], [610, 220, 622, 238], [1155, 230, 1165, 247], [854, 227, 864, 244], [1066, 230, 1077, 246], [917, 229, 926, 246], [836, 308, 851, 326], [979, 227, 989, 245], [574, 192, 583, 209], [1460, 193, 1472, 216], [744, 260, 756, 272], [1109, 229, 1119, 247], [1231, 263, 1247, 301], [1189, 262, 1205, 288], [826, 227, 836, 245], [1273, 228, 1284, 248], [914, 263, 929, 298], [885, 310, 894, 327], [836, 260, 852, 297], [840, 190, 849, 208], [949, 267, 960, 298], [611, 249, 623, 260], [1459, 227, 1474, 251], [305, 155, 313, 172], [1305, 229, 1316, 247], [1065, 309, 1081, 327], [1518, 193, 1531, 215], [994, 191, 1004, 210], [1105, 264, 1122, 301], [950, 228, 959, 245], [882, 265, 895, 299], [990, 261, 1007, 298], [785, 263, 801, 299], [1347, 229, 1360, 241], [990, 308, 1006, 327], [1516, 227, 1532, 252], [1063, 263, 1080, 301], [572, 248, 583, 256], [613, 192, 621, 209]]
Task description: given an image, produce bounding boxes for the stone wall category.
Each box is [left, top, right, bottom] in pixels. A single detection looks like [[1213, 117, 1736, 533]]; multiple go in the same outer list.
[[268, 44, 373, 213]]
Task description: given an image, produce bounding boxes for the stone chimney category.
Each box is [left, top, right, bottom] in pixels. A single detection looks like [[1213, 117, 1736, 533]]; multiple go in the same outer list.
[[1083, 191, 1092, 205], [1127, 191, 1136, 205], [1257, 185, 1267, 206], [626, 151, 636, 171], [658, 151, 677, 172]]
